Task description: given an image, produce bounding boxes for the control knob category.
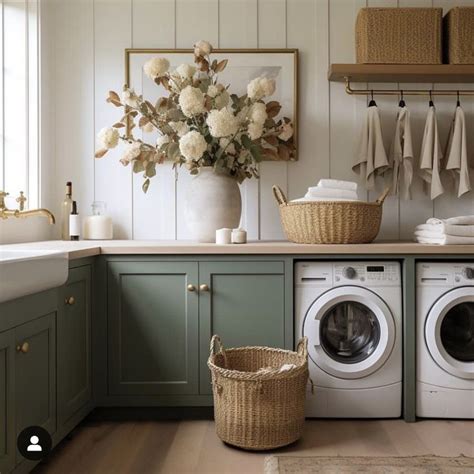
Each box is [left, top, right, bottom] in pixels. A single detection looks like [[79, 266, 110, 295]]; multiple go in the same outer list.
[[463, 267, 474, 280], [343, 266, 357, 279]]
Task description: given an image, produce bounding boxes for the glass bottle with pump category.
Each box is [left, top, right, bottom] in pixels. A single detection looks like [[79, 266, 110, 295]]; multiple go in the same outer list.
[[61, 181, 73, 240]]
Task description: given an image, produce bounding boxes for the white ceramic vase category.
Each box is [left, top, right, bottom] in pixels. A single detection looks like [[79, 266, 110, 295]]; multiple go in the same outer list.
[[184, 167, 242, 243]]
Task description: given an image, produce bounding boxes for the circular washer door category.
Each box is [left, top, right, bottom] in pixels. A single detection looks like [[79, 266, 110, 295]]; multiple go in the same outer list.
[[425, 287, 474, 380], [303, 286, 396, 379]]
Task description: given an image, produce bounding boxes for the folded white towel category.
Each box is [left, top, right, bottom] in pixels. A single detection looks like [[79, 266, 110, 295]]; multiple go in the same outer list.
[[416, 234, 474, 245], [291, 197, 358, 203], [318, 179, 358, 192], [416, 223, 474, 238], [306, 187, 358, 200], [427, 216, 474, 226]]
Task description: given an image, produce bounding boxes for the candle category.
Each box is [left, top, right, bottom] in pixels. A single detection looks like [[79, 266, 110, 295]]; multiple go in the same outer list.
[[215, 228, 232, 245], [231, 228, 247, 244], [83, 201, 113, 240]]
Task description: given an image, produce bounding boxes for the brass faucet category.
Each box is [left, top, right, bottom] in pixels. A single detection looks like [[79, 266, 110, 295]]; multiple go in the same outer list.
[[0, 191, 56, 224]]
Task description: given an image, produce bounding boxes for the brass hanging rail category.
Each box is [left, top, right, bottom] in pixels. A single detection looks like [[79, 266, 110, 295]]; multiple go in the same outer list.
[[344, 77, 474, 97]]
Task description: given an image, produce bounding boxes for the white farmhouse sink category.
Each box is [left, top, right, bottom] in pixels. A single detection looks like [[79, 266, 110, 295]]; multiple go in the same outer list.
[[0, 249, 68, 303]]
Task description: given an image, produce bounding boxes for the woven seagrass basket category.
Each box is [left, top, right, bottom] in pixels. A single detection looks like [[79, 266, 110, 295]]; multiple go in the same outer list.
[[273, 185, 390, 245], [208, 335, 309, 451], [356, 7, 442, 64], [444, 7, 474, 64]]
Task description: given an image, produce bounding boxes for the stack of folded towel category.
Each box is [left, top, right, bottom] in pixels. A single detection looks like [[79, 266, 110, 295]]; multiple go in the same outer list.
[[415, 216, 474, 245], [292, 179, 359, 202]]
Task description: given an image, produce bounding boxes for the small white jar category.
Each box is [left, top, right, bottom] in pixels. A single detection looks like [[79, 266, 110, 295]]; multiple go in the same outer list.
[[231, 228, 247, 244], [215, 228, 232, 245]]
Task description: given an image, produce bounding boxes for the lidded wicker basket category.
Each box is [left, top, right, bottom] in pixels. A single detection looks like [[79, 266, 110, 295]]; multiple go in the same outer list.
[[208, 335, 309, 451], [273, 185, 390, 245]]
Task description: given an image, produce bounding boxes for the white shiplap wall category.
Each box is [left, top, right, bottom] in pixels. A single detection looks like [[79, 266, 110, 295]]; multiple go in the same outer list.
[[49, 0, 473, 241]]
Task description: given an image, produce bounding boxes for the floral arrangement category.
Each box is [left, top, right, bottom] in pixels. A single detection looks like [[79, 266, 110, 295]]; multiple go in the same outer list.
[[95, 40, 295, 192]]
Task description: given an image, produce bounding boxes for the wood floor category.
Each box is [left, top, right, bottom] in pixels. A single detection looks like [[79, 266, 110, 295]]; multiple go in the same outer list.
[[34, 419, 474, 474]]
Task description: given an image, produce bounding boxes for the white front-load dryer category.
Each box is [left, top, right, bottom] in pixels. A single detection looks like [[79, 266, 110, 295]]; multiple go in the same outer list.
[[295, 261, 402, 418], [416, 262, 474, 418]]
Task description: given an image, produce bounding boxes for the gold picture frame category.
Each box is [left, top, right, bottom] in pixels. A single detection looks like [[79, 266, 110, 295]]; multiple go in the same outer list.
[[124, 48, 299, 161]]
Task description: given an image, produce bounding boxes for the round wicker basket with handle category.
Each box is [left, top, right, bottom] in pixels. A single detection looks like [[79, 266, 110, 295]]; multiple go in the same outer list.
[[273, 185, 390, 244], [208, 335, 309, 451]]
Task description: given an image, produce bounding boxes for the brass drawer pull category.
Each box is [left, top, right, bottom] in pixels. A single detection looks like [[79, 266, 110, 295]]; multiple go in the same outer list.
[[16, 342, 29, 353], [187, 284, 196, 292], [199, 284, 210, 292], [65, 296, 75, 305]]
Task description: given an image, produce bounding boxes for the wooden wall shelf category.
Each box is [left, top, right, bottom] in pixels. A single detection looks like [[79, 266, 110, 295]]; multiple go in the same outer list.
[[328, 64, 474, 83]]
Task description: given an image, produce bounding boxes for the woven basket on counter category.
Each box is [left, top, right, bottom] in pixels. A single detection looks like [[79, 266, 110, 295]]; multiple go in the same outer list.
[[208, 335, 309, 451], [444, 7, 474, 64], [273, 185, 390, 245], [356, 7, 442, 64]]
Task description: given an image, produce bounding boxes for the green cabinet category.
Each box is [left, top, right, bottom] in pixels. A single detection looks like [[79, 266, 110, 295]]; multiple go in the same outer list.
[[107, 262, 199, 395], [0, 330, 15, 474], [58, 265, 92, 428], [198, 261, 286, 393], [15, 313, 56, 460]]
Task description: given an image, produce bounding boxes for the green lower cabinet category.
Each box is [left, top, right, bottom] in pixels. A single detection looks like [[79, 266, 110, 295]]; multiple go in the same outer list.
[[199, 261, 286, 394], [15, 313, 56, 464], [107, 261, 199, 396], [58, 265, 92, 428], [0, 330, 15, 474]]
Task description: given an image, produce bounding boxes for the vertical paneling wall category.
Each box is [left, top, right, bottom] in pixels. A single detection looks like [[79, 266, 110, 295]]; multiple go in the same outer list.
[[50, 0, 474, 241]]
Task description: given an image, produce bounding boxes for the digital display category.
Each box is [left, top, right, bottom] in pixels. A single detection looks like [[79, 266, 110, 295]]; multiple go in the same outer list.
[[367, 266, 385, 272]]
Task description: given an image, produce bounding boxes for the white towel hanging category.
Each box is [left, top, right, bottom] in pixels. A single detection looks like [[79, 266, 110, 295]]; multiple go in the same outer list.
[[388, 106, 414, 200], [444, 105, 471, 198], [353, 105, 389, 190], [419, 105, 444, 200]]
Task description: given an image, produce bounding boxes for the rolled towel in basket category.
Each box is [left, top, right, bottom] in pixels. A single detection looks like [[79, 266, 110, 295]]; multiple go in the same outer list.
[[305, 187, 359, 201], [317, 179, 358, 192]]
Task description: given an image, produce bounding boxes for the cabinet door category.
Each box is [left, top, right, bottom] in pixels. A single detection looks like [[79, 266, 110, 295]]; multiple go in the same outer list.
[[0, 330, 15, 474], [108, 262, 199, 395], [199, 261, 286, 393], [58, 266, 92, 426], [15, 313, 56, 454]]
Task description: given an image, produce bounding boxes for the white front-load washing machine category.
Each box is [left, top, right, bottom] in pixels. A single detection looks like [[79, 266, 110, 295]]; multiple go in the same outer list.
[[416, 262, 474, 418], [296, 261, 402, 418]]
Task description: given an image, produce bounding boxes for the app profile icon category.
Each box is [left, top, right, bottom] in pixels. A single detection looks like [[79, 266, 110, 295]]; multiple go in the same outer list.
[[17, 426, 52, 461]]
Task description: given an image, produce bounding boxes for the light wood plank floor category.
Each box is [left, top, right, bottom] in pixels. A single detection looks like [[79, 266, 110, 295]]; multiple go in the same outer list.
[[34, 419, 474, 474]]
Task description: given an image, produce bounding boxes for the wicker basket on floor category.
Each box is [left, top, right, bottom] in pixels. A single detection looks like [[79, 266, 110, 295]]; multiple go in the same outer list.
[[273, 185, 390, 245], [208, 335, 309, 451]]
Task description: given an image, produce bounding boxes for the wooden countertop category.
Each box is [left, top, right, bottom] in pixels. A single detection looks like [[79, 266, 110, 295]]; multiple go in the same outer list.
[[2, 240, 473, 260]]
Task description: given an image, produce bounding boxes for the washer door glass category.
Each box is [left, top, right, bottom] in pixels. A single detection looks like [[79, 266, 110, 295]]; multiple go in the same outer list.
[[440, 302, 474, 362], [320, 301, 380, 364]]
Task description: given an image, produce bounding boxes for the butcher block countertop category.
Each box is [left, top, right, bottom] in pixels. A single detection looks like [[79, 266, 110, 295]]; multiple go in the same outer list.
[[2, 240, 473, 260]]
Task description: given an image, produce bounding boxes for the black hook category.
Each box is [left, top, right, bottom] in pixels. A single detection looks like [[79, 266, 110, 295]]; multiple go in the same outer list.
[[368, 89, 376, 107], [398, 90, 406, 108], [429, 90, 434, 107], [456, 91, 461, 107]]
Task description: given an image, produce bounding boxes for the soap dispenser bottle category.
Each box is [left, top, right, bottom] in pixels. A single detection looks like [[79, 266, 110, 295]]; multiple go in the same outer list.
[[61, 181, 73, 240]]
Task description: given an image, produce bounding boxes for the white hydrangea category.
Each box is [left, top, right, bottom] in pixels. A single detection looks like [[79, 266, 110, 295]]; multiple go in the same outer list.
[[278, 123, 293, 141], [194, 40, 212, 56], [247, 76, 276, 100], [207, 85, 219, 98], [179, 131, 207, 161], [219, 137, 236, 155], [178, 86, 206, 117], [143, 57, 170, 79], [206, 108, 239, 138], [176, 63, 196, 79], [122, 88, 139, 108], [248, 122, 263, 140], [98, 127, 119, 149], [249, 102, 267, 125], [169, 121, 190, 137], [214, 90, 230, 110], [156, 135, 170, 148], [120, 142, 141, 164]]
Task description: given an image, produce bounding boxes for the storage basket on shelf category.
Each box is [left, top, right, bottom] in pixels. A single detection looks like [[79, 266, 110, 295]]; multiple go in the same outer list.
[[356, 7, 442, 64], [208, 335, 309, 451], [273, 185, 390, 245], [444, 7, 474, 64]]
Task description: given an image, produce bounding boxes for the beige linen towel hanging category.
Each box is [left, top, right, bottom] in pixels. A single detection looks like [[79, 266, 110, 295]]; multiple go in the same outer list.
[[388, 107, 414, 200], [444, 105, 471, 198], [353, 105, 389, 190], [419, 105, 444, 200]]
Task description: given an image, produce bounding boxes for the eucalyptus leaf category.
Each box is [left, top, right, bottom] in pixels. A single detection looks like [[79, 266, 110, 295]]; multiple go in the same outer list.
[[142, 178, 150, 193], [145, 161, 157, 178], [133, 160, 145, 173]]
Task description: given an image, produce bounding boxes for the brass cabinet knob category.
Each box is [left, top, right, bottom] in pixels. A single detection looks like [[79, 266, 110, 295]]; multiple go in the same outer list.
[[187, 284, 196, 292], [16, 342, 29, 353], [199, 284, 210, 292], [65, 296, 75, 305]]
